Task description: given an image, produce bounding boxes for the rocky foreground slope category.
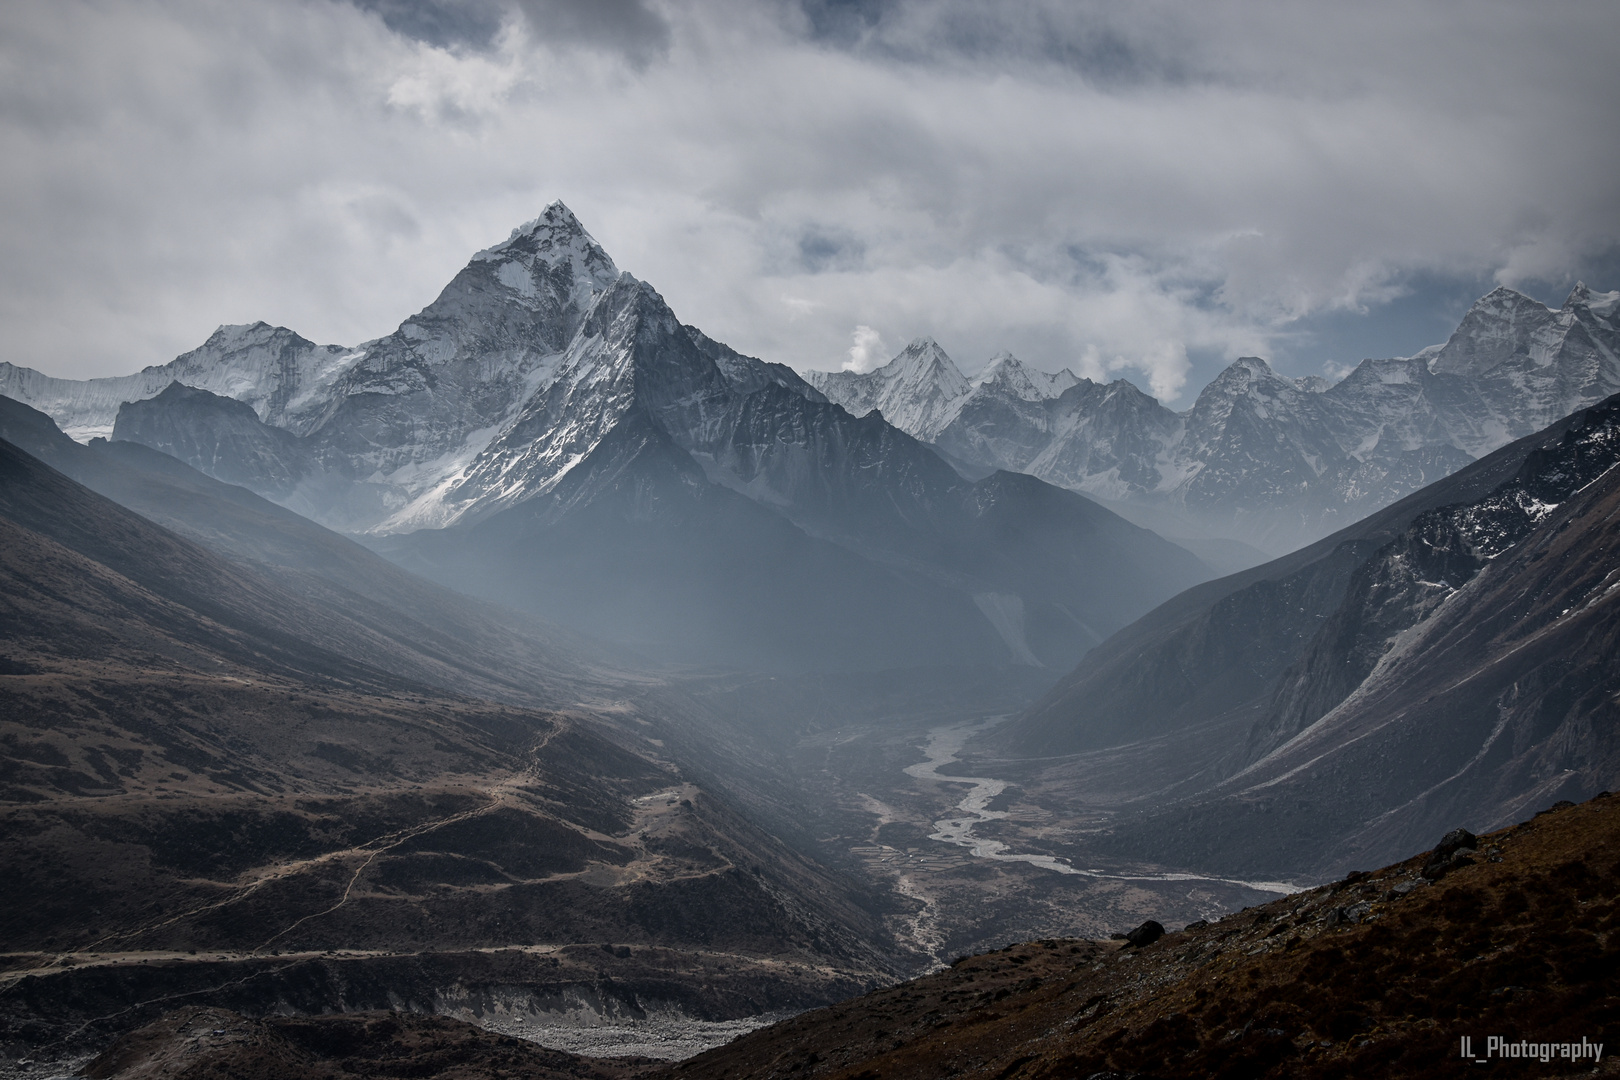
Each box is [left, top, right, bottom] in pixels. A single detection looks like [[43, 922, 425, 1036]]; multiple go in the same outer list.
[[75, 794, 1620, 1079]]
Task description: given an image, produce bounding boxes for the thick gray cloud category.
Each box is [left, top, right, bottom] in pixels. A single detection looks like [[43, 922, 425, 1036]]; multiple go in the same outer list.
[[1, 0, 1616, 400], [356, 0, 669, 62]]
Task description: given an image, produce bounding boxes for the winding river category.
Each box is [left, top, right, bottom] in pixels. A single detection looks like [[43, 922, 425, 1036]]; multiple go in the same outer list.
[[904, 720, 1295, 895]]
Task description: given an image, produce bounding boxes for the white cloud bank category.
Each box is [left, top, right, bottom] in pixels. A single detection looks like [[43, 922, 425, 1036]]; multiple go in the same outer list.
[[0, 0, 1616, 401]]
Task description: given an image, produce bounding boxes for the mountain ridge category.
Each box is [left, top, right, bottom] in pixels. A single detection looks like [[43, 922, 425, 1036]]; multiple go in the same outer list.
[[808, 284, 1620, 552], [6, 204, 1212, 672]]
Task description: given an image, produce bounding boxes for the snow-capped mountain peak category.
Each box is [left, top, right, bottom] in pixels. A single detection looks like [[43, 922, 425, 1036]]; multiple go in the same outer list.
[[1214, 355, 1279, 382], [1426, 284, 1617, 394], [805, 337, 973, 438], [408, 201, 620, 345], [470, 200, 620, 304], [1181, 356, 1303, 417], [1565, 280, 1620, 320], [881, 336, 971, 396], [0, 320, 354, 441], [970, 352, 1079, 402]]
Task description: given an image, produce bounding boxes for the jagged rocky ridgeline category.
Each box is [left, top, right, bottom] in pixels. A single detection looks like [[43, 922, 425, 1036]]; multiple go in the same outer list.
[[0, 204, 1211, 672], [809, 285, 1620, 555]]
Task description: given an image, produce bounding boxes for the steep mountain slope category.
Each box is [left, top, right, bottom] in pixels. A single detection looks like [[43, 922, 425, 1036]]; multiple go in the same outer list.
[[380, 406, 1008, 671], [999, 393, 1620, 878], [0, 436, 906, 1058], [812, 285, 1620, 552], [113, 381, 312, 496], [1130, 397, 1620, 876], [805, 338, 974, 438], [994, 397, 1597, 758], [9, 204, 1211, 672], [0, 394, 597, 707], [0, 434, 443, 692]]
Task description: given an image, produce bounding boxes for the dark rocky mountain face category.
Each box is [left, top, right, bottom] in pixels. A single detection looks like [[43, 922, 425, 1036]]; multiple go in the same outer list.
[[996, 393, 1620, 878], [114, 381, 311, 496], [1193, 397, 1620, 874], [996, 398, 1583, 759], [1250, 401, 1620, 761], [0, 394, 593, 706], [379, 407, 1014, 672], [10, 204, 1211, 672], [812, 285, 1620, 554]]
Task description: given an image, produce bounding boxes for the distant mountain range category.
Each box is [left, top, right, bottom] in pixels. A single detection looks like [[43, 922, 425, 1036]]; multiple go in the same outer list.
[[809, 285, 1620, 554], [0, 205, 1209, 672]]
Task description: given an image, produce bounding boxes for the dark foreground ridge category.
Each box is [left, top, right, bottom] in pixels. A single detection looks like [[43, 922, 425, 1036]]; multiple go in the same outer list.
[[75, 793, 1620, 1079]]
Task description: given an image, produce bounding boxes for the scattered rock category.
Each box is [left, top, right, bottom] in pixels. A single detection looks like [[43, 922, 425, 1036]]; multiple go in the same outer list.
[[1383, 880, 1423, 901], [1340, 902, 1371, 924], [1422, 828, 1478, 879], [1123, 921, 1164, 948], [1182, 920, 1209, 932]]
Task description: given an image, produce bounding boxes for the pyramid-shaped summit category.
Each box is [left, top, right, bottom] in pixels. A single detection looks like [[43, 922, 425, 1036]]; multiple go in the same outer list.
[[475, 201, 620, 291]]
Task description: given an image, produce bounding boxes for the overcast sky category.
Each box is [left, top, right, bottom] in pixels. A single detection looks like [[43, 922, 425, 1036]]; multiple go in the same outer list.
[[3, 0, 1617, 402]]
